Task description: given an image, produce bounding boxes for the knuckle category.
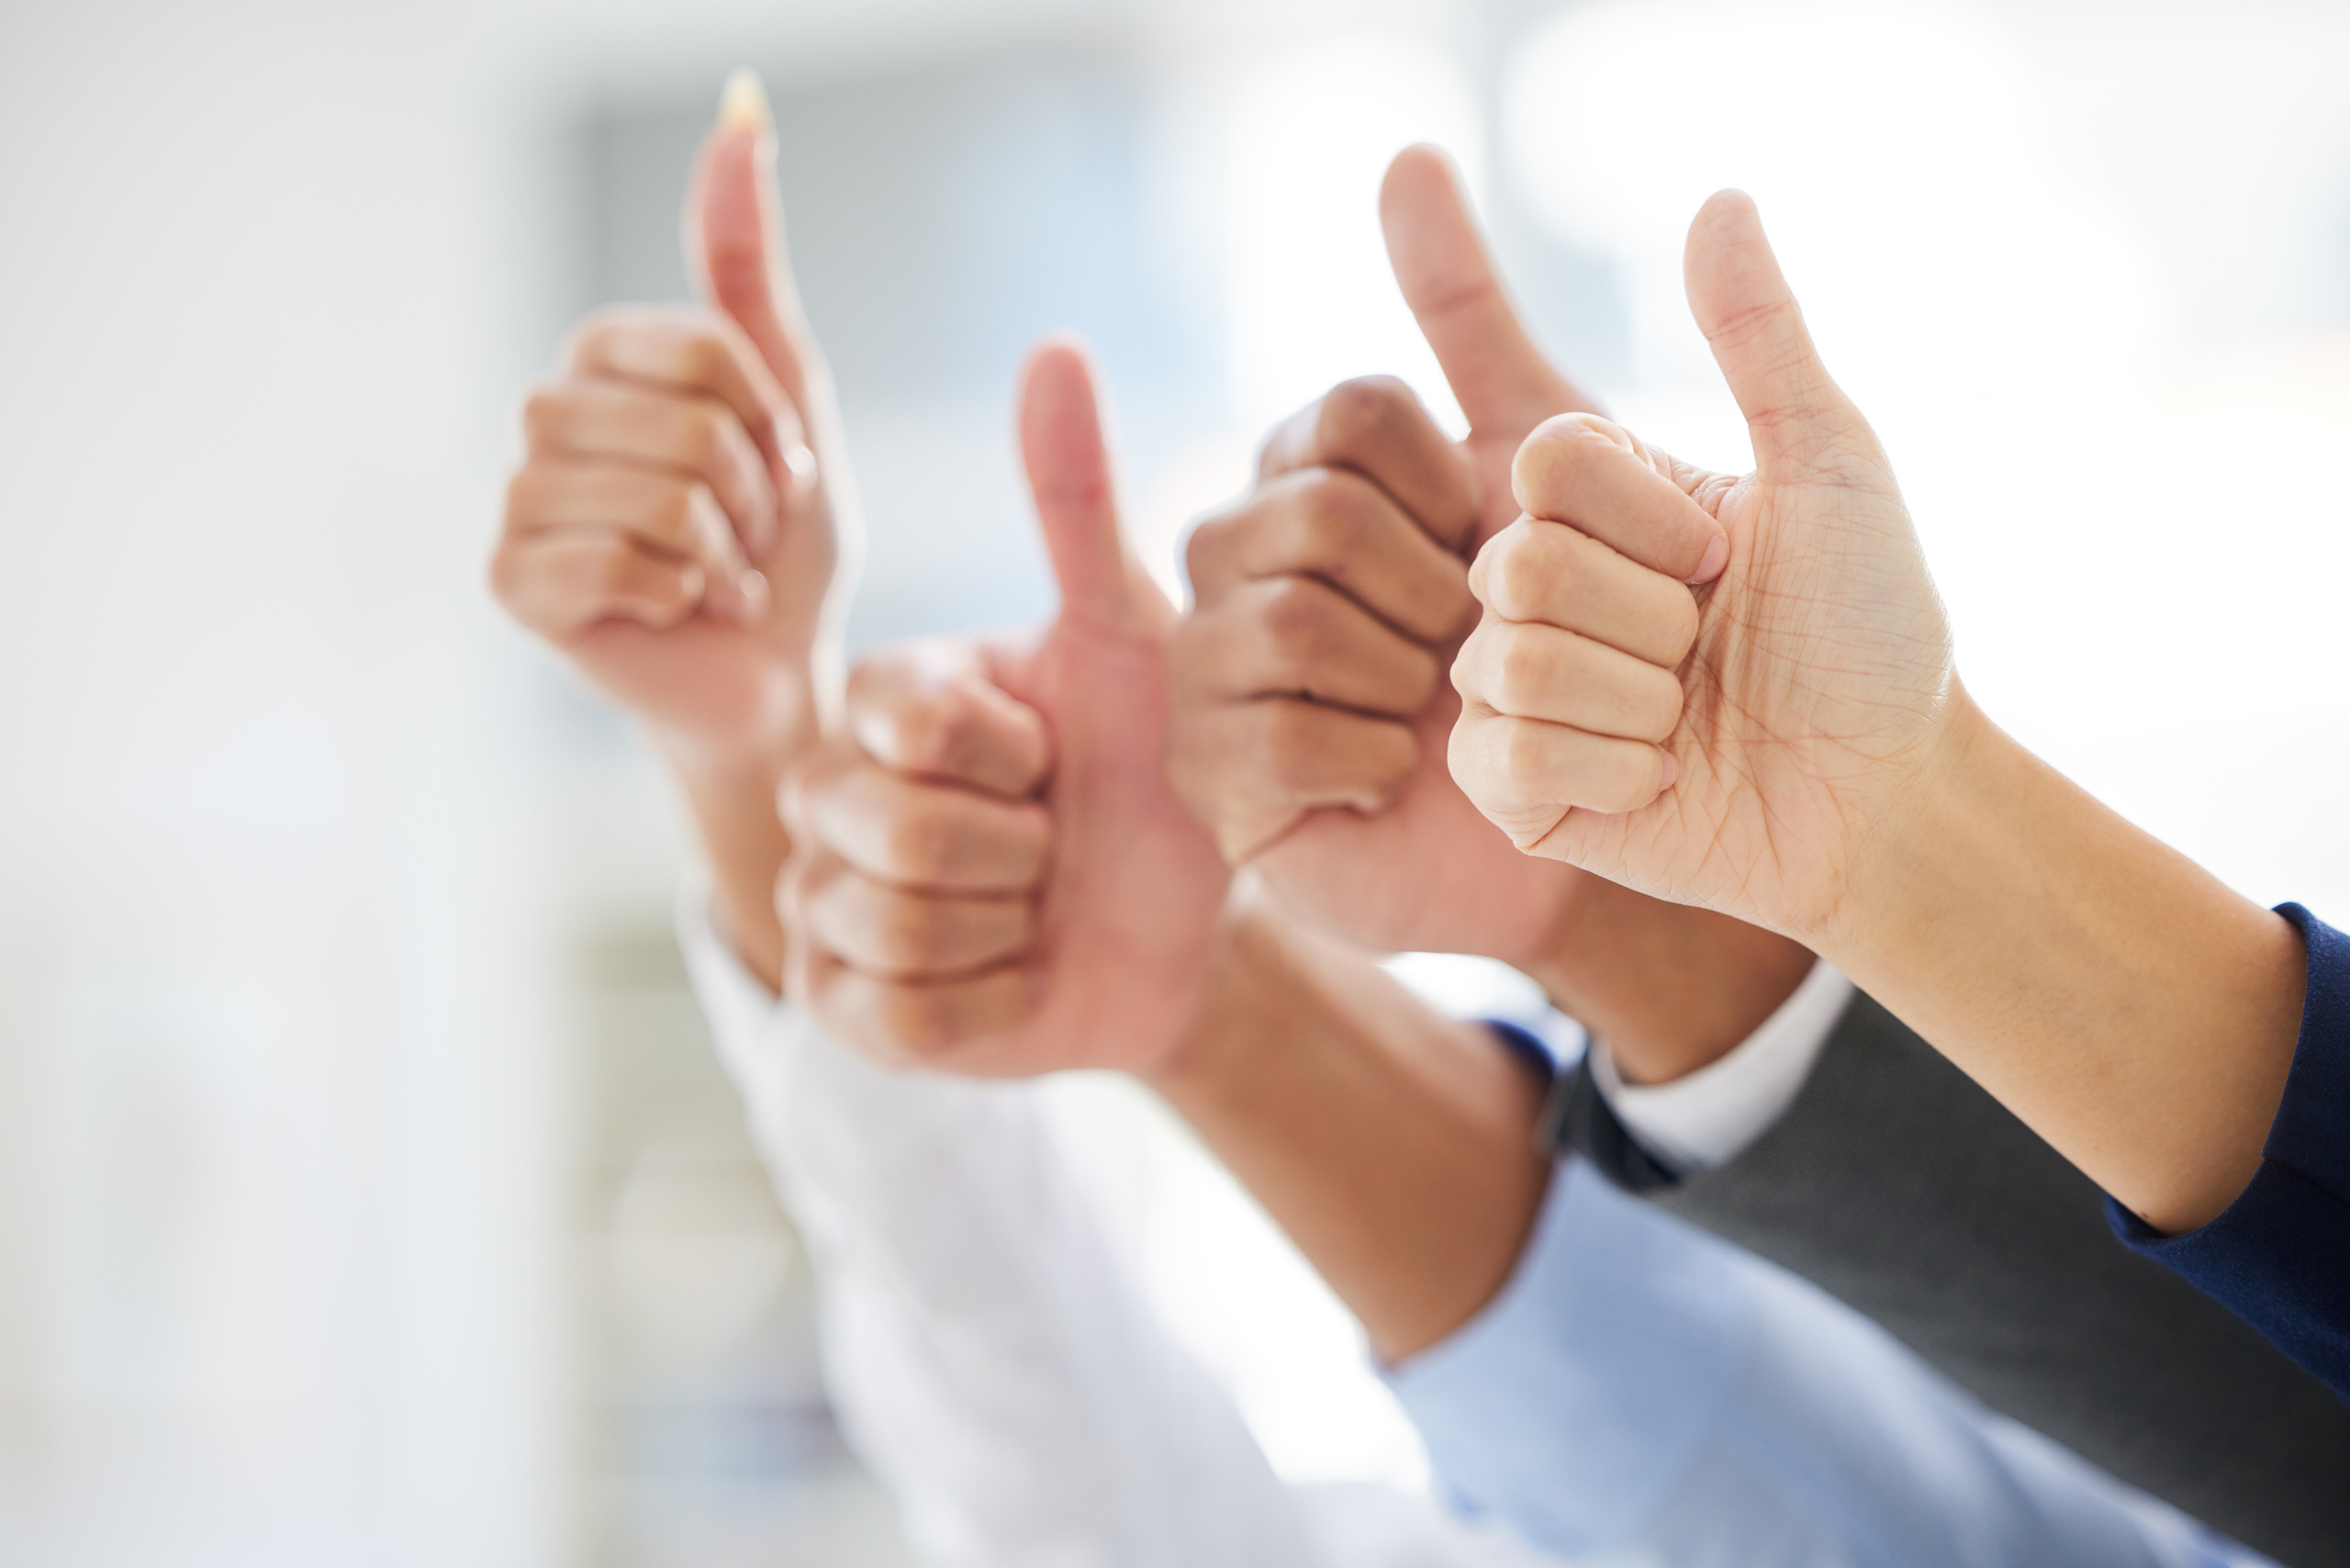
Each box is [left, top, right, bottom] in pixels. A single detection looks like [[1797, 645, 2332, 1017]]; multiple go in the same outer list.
[[1183, 505, 1239, 578], [1296, 471, 1374, 557], [1449, 636, 1481, 700], [662, 481, 713, 544], [873, 892, 944, 965], [1319, 375, 1415, 452], [890, 690, 977, 776], [1258, 578, 1333, 669], [1640, 676, 1686, 741], [566, 308, 627, 366], [1659, 590, 1702, 663], [1498, 719, 1559, 799], [1489, 532, 1558, 622], [648, 480, 692, 536], [679, 400, 727, 466], [1490, 627, 1550, 713], [680, 326, 731, 386], [519, 385, 569, 444], [598, 544, 648, 596], [499, 467, 539, 523], [1514, 414, 1613, 510], [881, 809, 955, 879]]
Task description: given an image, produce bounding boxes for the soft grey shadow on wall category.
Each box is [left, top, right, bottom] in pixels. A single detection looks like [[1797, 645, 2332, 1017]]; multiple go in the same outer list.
[[587, 46, 1222, 655]]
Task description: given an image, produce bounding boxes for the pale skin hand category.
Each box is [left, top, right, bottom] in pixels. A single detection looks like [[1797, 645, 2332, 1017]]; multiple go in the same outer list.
[[490, 80, 855, 987], [1169, 146, 1811, 1081], [779, 339, 1231, 1076], [1451, 189, 2304, 1232], [788, 643, 1549, 1357], [782, 337, 1547, 1357]]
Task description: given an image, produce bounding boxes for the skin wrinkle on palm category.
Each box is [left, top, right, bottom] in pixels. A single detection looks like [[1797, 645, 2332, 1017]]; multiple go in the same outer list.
[[1450, 191, 2304, 1236]]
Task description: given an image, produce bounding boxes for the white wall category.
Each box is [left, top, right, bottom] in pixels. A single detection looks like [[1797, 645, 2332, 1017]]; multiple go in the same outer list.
[[4, 1, 2348, 1563], [0, 1, 568, 1562]]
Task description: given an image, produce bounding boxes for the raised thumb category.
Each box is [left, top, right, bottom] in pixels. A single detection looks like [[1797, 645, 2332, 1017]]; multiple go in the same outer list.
[[1018, 336, 1162, 637], [1684, 191, 1858, 476], [686, 70, 818, 411], [1381, 144, 1596, 441]]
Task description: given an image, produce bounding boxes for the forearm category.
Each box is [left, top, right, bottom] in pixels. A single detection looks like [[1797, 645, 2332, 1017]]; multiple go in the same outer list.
[[662, 734, 800, 991], [1825, 689, 2305, 1234], [1523, 878, 1817, 1085], [1147, 887, 1550, 1361]]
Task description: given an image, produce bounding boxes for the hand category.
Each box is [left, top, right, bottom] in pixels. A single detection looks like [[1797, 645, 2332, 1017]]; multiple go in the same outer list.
[[779, 340, 1231, 1076], [1449, 191, 1953, 944], [491, 80, 853, 767], [1166, 145, 1726, 965]]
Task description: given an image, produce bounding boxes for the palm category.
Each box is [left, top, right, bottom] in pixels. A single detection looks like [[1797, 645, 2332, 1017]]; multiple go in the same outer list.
[[1545, 432, 1953, 939]]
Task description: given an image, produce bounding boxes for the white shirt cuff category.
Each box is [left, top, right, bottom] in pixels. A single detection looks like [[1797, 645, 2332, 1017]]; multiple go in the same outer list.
[[1589, 959, 1852, 1174], [675, 874, 787, 1044]]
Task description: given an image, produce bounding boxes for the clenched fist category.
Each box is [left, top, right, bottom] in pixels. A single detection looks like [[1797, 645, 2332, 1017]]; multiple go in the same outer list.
[[1449, 190, 1953, 946], [779, 340, 1231, 1076], [1166, 146, 1728, 966], [492, 75, 854, 765]]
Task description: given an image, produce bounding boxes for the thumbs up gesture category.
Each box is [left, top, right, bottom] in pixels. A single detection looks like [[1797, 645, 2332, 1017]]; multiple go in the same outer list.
[[778, 340, 1231, 1075], [1167, 147, 1717, 965], [492, 73, 851, 764], [1449, 192, 1953, 941]]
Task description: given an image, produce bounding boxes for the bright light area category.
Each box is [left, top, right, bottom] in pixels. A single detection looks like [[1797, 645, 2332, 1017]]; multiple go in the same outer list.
[[1217, 33, 1483, 434], [1504, 0, 2350, 915], [6, 1, 2350, 1563]]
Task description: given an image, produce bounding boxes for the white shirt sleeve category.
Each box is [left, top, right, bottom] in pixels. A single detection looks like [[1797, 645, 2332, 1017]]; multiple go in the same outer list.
[[676, 891, 1547, 1568], [1589, 958, 1853, 1173], [678, 909, 2268, 1568]]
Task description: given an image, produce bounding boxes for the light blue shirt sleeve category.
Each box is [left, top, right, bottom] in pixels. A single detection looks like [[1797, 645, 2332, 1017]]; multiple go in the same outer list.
[[1388, 1160, 2272, 1568]]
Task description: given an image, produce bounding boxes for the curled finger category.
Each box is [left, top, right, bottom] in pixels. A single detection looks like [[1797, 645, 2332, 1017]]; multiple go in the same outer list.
[[1468, 517, 1702, 668], [1180, 577, 1444, 718], [1513, 413, 1728, 586], [799, 947, 1035, 1067], [488, 529, 704, 634], [1449, 700, 1673, 829], [523, 376, 779, 556], [1451, 618, 1685, 743], [801, 858, 1035, 980], [1184, 467, 1473, 643], [504, 461, 767, 622], [1167, 698, 1419, 863]]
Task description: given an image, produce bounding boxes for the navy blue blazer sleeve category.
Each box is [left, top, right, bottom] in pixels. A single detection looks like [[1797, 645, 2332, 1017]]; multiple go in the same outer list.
[[2109, 903, 2350, 1401]]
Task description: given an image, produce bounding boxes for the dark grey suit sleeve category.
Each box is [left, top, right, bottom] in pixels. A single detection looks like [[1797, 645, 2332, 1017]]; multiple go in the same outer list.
[[1545, 990, 2350, 1568]]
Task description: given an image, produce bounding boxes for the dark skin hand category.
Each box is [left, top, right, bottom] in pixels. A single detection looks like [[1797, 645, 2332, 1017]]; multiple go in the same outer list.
[[1167, 145, 1815, 1087]]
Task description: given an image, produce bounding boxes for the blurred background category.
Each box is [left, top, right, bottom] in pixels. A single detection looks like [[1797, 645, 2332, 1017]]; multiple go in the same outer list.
[[3, 0, 2348, 1562]]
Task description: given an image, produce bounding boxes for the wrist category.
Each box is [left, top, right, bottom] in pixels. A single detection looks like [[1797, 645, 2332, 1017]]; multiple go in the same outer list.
[[658, 718, 812, 996], [1144, 885, 1551, 1361], [1523, 879, 1815, 1085], [1810, 682, 2005, 969], [650, 664, 822, 784], [1139, 879, 1291, 1098], [1801, 682, 2304, 1232]]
